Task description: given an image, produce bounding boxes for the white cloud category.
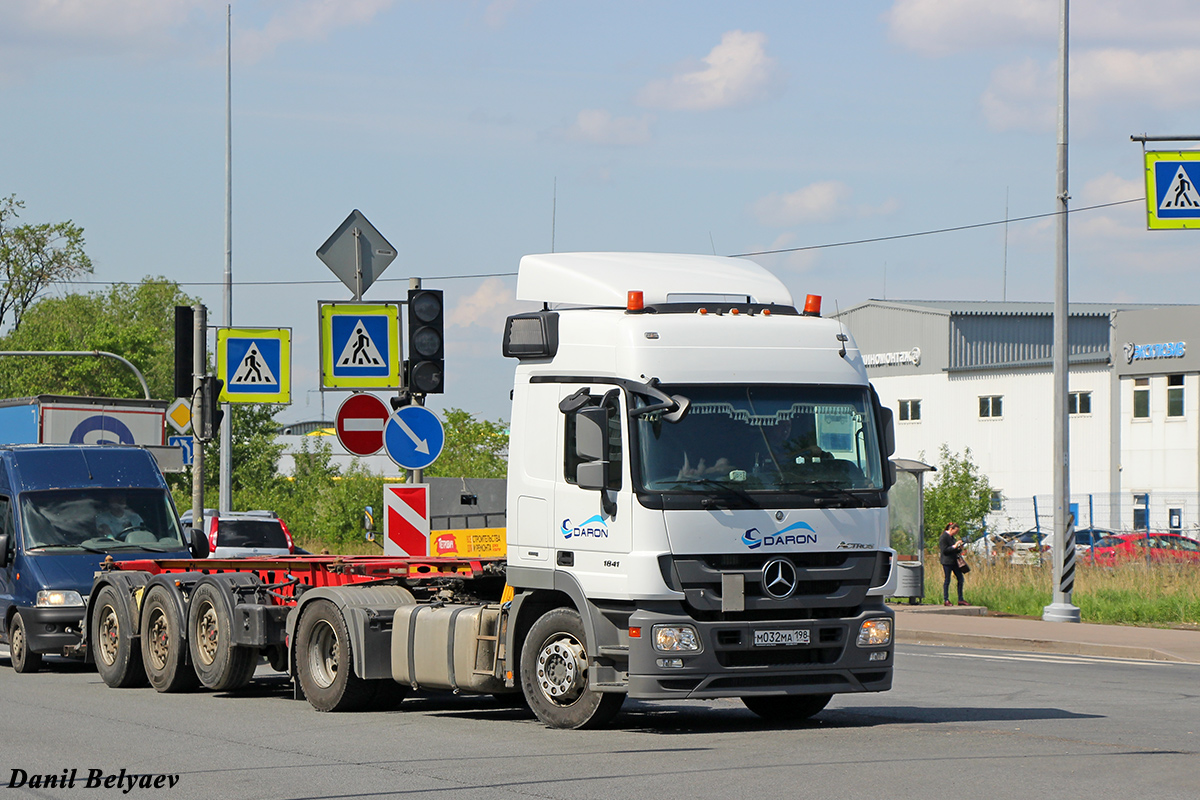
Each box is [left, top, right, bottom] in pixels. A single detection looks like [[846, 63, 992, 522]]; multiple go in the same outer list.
[[636, 30, 781, 111], [982, 48, 1200, 132], [0, 0, 394, 63], [564, 109, 653, 146], [237, 0, 395, 62], [1080, 172, 1143, 206], [752, 181, 898, 227], [886, 0, 1200, 57], [447, 278, 533, 333]]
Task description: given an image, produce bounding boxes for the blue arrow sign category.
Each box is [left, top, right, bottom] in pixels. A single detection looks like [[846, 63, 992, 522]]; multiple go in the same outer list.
[[168, 435, 195, 466], [384, 406, 445, 470]]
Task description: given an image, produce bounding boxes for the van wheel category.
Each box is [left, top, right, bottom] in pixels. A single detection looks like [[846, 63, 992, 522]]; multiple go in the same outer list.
[[295, 600, 373, 712], [10, 612, 43, 673], [140, 587, 199, 693], [91, 585, 147, 687], [187, 583, 257, 691], [742, 693, 831, 722], [520, 607, 624, 729]]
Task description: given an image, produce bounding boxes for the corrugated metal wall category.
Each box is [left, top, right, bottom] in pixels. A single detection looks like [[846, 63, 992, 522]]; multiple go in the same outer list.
[[949, 314, 1110, 370]]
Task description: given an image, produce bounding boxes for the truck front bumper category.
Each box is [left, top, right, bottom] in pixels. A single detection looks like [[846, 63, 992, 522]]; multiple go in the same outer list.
[[19, 605, 87, 656], [625, 604, 893, 700]]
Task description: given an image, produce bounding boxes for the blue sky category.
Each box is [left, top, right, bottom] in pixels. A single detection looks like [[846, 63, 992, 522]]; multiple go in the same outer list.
[[3, 0, 1199, 425]]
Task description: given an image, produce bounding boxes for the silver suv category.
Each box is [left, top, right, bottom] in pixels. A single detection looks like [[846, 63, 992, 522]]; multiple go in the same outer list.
[[179, 509, 295, 558]]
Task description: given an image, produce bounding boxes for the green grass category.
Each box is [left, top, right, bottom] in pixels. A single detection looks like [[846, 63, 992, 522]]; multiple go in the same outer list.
[[918, 558, 1200, 627]]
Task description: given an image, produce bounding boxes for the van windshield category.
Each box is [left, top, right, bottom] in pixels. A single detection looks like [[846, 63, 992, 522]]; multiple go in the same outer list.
[[635, 384, 886, 498], [20, 488, 188, 553]]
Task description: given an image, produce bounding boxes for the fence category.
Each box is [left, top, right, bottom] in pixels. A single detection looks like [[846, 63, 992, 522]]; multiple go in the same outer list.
[[988, 492, 1200, 537]]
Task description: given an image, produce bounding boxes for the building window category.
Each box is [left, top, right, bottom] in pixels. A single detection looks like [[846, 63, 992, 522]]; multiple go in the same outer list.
[[979, 395, 1002, 418], [1167, 374, 1184, 417], [990, 491, 1003, 512], [1068, 391, 1091, 415], [1133, 493, 1149, 531], [1133, 378, 1150, 418], [898, 399, 921, 421]]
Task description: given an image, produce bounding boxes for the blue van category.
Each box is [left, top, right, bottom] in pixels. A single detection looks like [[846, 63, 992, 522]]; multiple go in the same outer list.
[[0, 445, 207, 672]]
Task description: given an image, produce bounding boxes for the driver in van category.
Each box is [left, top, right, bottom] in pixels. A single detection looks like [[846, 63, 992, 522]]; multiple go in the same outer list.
[[95, 493, 144, 538]]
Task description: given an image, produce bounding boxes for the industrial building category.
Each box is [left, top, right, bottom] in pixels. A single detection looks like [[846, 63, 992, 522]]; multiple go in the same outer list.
[[835, 300, 1200, 534]]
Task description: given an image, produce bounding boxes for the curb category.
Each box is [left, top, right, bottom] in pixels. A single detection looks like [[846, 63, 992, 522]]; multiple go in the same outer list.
[[895, 629, 1185, 663]]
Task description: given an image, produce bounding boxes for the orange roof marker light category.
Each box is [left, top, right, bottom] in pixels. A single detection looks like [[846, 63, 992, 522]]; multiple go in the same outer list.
[[803, 294, 822, 317], [627, 290, 645, 312]]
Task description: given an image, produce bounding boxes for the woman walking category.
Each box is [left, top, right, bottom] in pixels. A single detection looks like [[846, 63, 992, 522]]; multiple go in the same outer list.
[[939, 522, 969, 606]]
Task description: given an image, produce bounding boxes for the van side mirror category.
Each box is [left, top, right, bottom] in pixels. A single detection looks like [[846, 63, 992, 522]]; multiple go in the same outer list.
[[0, 533, 10, 567], [574, 406, 609, 491], [189, 527, 210, 559]]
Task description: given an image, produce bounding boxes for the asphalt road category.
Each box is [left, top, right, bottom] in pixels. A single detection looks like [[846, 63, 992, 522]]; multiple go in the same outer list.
[[0, 644, 1196, 800]]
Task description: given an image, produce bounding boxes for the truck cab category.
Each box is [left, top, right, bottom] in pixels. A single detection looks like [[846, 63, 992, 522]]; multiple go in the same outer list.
[[0, 445, 202, 672], [503, 252, 897, 727]]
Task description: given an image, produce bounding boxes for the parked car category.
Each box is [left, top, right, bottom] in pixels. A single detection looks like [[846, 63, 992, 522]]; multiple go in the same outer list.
[[179, 508, 295, 558], [1090, 532, 1200, 566]]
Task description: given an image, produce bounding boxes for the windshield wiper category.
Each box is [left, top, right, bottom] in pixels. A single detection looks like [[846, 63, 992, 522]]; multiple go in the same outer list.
[[665, 478, 757, 508], [779, 480, 874, 507]]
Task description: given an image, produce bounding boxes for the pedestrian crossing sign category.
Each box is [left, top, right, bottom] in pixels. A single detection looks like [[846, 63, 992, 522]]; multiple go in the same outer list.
[[319, 302, 402, 389], [216, 327, 292, 403], [1144, 150, 1200, 229]]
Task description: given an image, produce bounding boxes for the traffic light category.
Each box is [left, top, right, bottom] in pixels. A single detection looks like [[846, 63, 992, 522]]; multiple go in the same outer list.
[[198, 375, 225, 441], [407, 288, 444, 394], [174, 306, 194, 398]]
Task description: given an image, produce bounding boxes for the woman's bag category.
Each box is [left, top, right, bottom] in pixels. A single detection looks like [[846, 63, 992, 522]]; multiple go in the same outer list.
[[956, 555, 971, 573]]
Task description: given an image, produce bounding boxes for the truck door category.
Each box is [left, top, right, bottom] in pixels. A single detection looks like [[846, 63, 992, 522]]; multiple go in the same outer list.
[[0, 495, 13, 638], [554, 386, 632, 591]]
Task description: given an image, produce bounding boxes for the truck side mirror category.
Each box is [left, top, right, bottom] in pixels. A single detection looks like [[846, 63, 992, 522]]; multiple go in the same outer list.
[[879, 405, 895, 458], [188, 527, 210, 559], [0, 533, 9, 567], [574, 406, 609, 491]]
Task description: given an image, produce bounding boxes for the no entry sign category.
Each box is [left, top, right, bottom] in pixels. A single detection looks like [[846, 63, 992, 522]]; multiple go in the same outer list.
[[335, 393, 390, 456]]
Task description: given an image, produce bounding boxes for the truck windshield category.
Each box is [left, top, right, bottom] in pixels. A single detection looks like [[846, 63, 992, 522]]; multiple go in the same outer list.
[[635, 384, 885, 497], [20, 488, 188, 552]]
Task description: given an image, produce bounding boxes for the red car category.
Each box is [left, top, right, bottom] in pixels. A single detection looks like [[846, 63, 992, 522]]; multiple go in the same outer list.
[[1090, 532, 1200, 566]]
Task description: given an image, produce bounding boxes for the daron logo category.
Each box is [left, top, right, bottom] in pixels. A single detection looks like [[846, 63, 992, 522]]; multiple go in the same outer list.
[[741, 520, 817, 549], [560, 515, 609, 540]]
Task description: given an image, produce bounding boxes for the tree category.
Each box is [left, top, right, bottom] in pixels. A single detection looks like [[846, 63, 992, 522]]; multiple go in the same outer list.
[[922, 444, 994, 552], [0, 194, 93, 332], [0, 278, 196, 400], [425, 408, 508, 479]]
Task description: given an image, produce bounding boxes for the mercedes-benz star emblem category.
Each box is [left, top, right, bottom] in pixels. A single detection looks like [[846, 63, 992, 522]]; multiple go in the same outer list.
[[762, 557, 797, 599]]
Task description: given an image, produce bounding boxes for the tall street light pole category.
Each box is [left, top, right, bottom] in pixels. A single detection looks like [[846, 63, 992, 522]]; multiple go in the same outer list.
[[219, 4, 234, 514], [1045, 0, 1081, 623]]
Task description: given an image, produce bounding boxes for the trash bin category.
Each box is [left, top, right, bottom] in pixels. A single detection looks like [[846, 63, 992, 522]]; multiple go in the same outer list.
[[895, 560, 924, 603]]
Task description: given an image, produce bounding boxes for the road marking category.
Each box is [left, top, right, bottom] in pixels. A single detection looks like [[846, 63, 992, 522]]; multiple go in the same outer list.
[[904, 649, 1181, 667]]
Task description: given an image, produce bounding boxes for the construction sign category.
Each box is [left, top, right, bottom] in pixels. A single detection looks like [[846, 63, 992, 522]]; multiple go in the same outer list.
[[384, 483, 430, 557]]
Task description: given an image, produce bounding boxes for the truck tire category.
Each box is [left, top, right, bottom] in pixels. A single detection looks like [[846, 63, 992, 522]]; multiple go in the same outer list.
[[742, 693, 832, 722], [520, 607, 624, 729], [140, 586, 199, 693], [10, 612, 43, 673], [91, 585, 147, 688], [295, 599, 374, 712], [187, 582, 257, 691]]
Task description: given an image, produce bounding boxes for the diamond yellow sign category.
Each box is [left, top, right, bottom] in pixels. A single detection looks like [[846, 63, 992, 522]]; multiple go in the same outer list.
[[167, 398, 192, 434]]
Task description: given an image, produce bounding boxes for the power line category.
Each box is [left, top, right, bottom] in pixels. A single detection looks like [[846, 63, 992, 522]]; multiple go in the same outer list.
[[729, 197, 1143, 257], [55, 197, 1144, 288]]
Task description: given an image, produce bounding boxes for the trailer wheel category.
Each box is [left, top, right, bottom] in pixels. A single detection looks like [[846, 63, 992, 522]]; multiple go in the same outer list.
[[140, 587, 199, 693], [187, 583, 257, 691], [741, 693, 832, 722], [91, 585, 147, 688], [295, 599, 373, 712], [520, 607, 624, 729], [9, 612, 43, 673]]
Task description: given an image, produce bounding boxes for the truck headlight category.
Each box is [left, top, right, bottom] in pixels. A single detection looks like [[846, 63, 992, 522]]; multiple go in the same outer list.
[[857, 618, 892, 647], [653, 624, 700, 652], [36, 590, 85, 608]]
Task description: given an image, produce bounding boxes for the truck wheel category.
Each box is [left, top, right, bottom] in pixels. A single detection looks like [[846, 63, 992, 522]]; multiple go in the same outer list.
[[295, 599, 373, 712], [520, 607, 624, 729], [10, 612, 43, 673], [140, 587, 199, 693], [91, 585, 147, 688], [187, 583, 257, 691], [742, 693, 832, 722]]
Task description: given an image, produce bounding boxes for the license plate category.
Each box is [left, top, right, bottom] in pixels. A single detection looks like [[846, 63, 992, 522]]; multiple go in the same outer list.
[[753, 628, 811, 647]]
